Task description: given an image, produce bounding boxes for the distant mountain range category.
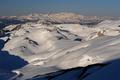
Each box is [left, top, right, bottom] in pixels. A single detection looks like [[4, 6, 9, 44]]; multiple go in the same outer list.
[[0, 12, 119, 29]]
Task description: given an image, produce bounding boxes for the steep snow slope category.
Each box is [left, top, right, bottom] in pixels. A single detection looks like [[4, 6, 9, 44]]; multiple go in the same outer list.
[[13, 34, 120, 79], [23, 59, 120, 80]]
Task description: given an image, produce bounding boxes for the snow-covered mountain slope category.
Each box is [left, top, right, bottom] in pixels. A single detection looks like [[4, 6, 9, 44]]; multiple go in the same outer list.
[[1, 17, 120, 80], [3, 22, 120, 62], [10, 34, 120, 80], [24, 59, 120, 80]]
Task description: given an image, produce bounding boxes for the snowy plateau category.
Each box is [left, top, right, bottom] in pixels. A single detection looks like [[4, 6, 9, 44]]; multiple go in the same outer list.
[[0, 12, 120, 80]]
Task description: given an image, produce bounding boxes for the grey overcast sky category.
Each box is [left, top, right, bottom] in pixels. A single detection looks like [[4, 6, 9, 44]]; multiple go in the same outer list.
[[0, 0, 120, 17]]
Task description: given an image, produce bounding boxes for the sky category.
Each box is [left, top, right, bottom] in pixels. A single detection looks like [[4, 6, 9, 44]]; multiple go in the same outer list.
[[0, 0, 120, 17]]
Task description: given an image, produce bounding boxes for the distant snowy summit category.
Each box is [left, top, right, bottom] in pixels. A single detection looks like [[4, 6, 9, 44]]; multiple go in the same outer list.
[[1, 12, 118, 27]]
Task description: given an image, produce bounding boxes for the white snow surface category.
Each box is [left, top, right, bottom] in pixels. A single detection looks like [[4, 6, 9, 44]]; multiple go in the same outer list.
[[2, 20, 120, 79]]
